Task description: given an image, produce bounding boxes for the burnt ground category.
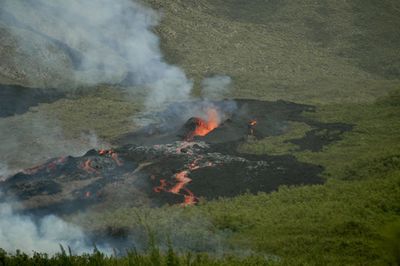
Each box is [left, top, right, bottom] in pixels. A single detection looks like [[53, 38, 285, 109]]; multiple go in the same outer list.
[[0, 84, 66, 117], [0, 99, 352, 216]]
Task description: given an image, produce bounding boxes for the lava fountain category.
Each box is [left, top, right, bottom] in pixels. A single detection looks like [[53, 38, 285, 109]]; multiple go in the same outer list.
[[183, 107, 221, 141]]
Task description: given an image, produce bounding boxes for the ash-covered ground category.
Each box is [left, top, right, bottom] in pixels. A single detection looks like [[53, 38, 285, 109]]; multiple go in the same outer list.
[[1, 99, 351, 216]]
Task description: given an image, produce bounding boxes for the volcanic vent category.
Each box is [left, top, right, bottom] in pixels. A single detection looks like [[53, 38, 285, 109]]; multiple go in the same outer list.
[[181, 108, 220, 141], [1, 99, 352, 215]]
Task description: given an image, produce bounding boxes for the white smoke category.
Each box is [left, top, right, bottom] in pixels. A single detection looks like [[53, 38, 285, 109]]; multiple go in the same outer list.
[[0, 162, 9, 181], [0, 113, 110, 178], [201, 75, 232, 100], [0, 199, 108, 255], [0, 0, 192, 109]]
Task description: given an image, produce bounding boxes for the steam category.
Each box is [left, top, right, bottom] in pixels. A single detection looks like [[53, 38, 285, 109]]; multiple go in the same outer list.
[[134, 212, 226, 253], [0, 113, 109, 178], [201, 75, 232, 100], [0, 163, 9, 181], [0, 0, 192, 108], [0, 0, 238, 256], [0, 197, 108, 255]]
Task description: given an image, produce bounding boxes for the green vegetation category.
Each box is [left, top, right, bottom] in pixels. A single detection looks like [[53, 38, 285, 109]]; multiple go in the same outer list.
[[204, 171, 400, 265], [2, 0, 400, 265], [63, 90, 400, 265], [295, 93, 400, 178], [73, 158, 399, 265], [39, 86, 144, 140], [145, 0, 400, 104], [0, 246, 270, 266], [3, 167, 399, 264], [238, 122, 312, 155]]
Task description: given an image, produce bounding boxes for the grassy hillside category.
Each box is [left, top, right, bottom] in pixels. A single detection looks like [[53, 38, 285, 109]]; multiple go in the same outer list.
[[1, 0, 400, 264], [68, 1, 400, 263], [69, 92, 400, 265], [145, 0, 400, 104]]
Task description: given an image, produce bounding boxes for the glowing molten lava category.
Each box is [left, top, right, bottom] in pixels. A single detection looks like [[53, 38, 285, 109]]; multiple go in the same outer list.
[[98, 149, 123, 166], [182, 189, 197, 206], [81, 159, 97, 174], [169, 171, 191, 194], [23, 157, 66, 175], [192, 108, 219, 137], [153, 179, 168, 193], [152, 156, 211, 206], [248, 119, 257, 135], [249, 119, 257, 126], [153, 171, 198, 206]]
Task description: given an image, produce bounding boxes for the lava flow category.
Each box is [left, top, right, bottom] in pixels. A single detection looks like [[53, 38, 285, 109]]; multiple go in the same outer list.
[[153, 170, 198, 206], [170, 171, 191, 194], [80, 149, 124, 174], [192, 108, 219, 137], [182, 108, 221, 141], [248, 119, 257, 135], [23, 157, 66, 175], [99, 149, 123, 166], [152, 153, 214, 206], [81, 159, 97, 174]]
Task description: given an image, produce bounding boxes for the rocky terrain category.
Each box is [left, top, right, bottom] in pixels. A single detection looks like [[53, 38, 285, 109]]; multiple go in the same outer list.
[[0, 0, 399, 264]]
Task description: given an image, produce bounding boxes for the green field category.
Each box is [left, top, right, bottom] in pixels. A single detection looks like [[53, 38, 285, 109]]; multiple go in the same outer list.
[[1, 0, 400, 265]]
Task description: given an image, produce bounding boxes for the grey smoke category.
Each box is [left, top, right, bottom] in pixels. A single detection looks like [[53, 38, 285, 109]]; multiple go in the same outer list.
[[0, 163, 8, 181], [201, 75, 232, 100], [0, 198, 109, 255], [0, 0, 192, 109], [0, 113, 110, 179]]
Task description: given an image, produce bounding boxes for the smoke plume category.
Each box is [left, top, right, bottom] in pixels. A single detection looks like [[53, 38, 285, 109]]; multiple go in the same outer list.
[[0, 0, 193, 108], [0, 113, 110, 179], [201, 75, 232, 100], [0, 163, 8, 182], [0, 195, 110, 255]]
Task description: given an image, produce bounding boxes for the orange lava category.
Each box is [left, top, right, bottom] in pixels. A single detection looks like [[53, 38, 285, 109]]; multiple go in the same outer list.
[[154, 179, 168, 192], [46, 157, 67, 171], [98, 149, 108, 155], [188, 158, 202, 170], [249, 119, 257, 126], [169, 171, 191, 194], [23, 157, 67, 175], [248, 119, 257, 135], [81, 159, 97, 174], [98, 149, 123, 166], [152, 169, 198, 206], [182, 188, 197, 206], [192, 108, 219, 137]]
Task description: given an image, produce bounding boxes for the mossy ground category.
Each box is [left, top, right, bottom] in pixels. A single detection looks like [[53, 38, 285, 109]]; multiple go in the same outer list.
[[57, 90, 400, 265], [238, 122, 312, 155], [145, 0, 400, 104], [1, 0, 400, 264]]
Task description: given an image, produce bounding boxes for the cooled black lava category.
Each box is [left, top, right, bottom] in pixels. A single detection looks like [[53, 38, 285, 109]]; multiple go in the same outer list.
[[0, 99, 352, 215]]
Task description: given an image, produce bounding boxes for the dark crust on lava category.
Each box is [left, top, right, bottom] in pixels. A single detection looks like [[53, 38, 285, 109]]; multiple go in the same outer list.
[[1, 99, 352, 216]]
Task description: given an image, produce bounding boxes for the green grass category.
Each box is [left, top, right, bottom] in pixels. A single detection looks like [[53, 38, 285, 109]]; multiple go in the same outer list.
[[2, 1, 400, 264], [145, 0, 400, 105], [204, 171, 400, 265], [294, 92, 400, 178], [5, 168, 399, 265], [40, 87, 141, 140], [238, 122, 312, 155], [0, 246, 272, 266], [64, 90, 400, 265], [234, 88, 400, 180], [69, 159, 399, 265]]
